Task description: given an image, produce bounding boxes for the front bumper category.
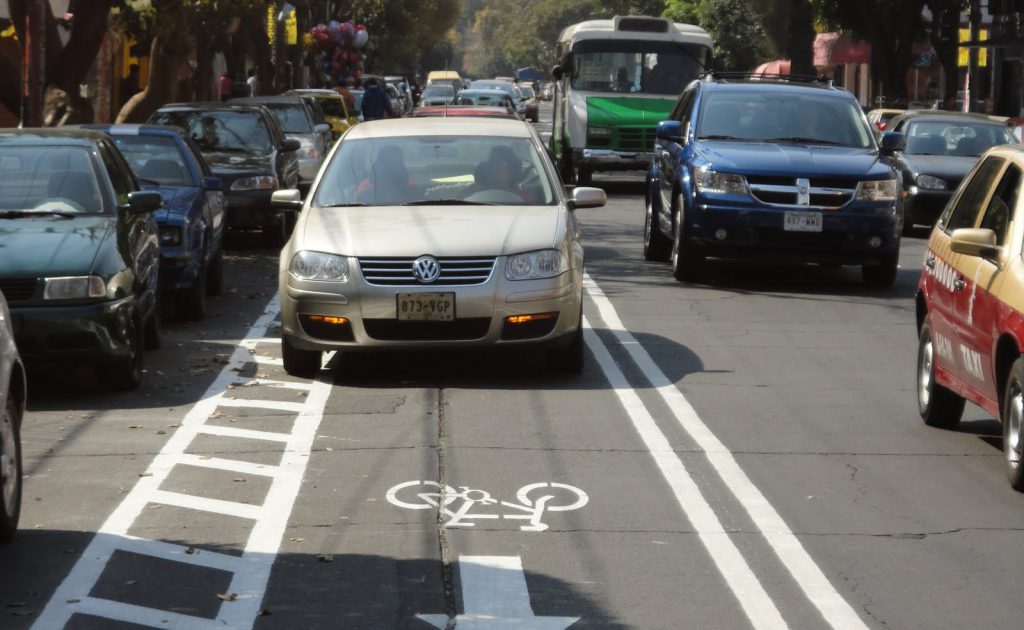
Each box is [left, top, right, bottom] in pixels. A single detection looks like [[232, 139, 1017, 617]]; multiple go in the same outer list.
[[574, 148, 653, 172], [159, 244, 202, 292], [9, 296, 136, 364], [904, 187, 952, 227], [280, 263, 582, 352], [688, 200, 901, 264]]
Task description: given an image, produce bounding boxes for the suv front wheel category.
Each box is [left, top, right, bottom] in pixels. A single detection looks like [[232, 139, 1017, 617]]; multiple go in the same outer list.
[[643, 193, 671, 261], [671, 205, 705, 282]]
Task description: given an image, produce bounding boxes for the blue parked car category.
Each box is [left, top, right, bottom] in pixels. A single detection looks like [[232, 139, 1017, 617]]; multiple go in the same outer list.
[[84, 124, 226, 320], [645, 74, 906, 286]]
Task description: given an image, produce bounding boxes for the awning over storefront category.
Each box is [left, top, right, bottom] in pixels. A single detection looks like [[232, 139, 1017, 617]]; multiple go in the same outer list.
[[814, 32, 871, 66]]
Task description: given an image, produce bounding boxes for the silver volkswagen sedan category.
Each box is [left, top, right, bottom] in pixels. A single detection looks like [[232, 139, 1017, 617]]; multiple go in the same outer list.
[[274, 117, 606, 376]]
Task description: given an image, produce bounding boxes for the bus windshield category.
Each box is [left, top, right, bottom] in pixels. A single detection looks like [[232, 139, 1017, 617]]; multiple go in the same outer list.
[[571, 39, 709, 95]]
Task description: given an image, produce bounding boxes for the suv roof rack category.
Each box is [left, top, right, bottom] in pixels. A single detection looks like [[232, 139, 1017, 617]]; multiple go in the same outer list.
[[700, 71, 834, 87]]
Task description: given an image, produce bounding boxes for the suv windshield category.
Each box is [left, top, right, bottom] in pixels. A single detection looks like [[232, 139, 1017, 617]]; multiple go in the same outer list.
[[697, 90, 874, 149], [150, 110, 273, 153], [314, 136, 556, 206], [904, 120, 1016, 157], [571, 40, 709, 95]]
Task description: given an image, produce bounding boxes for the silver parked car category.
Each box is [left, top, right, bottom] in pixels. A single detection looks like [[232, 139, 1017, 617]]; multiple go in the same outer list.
[[0, 290, 26, 542], [273, 117, 606, 376]]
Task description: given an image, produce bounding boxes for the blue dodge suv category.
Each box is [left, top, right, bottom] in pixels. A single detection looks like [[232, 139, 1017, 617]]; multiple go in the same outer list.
[[644, 74, 906, 286]]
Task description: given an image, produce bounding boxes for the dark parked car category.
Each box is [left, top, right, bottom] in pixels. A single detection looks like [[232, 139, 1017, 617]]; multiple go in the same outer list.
[[147, 102, 301, 246], [887, 110, 1017, 234], [0, 289, 26, 542], [646, 74, 905, 286], [0, 129, 162, 390], [83, 124, 226, 320]]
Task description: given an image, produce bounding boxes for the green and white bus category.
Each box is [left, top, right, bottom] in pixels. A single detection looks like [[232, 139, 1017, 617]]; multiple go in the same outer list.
[[551, 15, 713, 185]]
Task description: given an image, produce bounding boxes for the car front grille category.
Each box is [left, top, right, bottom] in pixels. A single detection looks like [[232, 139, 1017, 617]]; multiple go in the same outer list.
[[358, 257, 497, 286], [0, 278, 39, 302], [363, 318, 491, 341], [746, 176, 857, 209]]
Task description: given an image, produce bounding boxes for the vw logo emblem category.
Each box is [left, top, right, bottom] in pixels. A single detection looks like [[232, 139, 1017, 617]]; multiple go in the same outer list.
[[412, 256, 441, 283]]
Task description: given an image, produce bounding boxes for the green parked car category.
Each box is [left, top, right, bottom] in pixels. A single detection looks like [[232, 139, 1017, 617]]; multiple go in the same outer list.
[[0, 129, 162, 390]]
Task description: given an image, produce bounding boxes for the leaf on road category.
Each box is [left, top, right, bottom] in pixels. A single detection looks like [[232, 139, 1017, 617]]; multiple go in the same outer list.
[[217, 593, 238, 602], [233, 478, 246, 483], [66, 599, 80, 604], [185, 547, 197, 555], [318, 554, 334, 562], [289, 537, 304, 543], [208, 411, 226, 419], [258, 608, 272, 616], [128, 424, 143, 429], [138, 472, 153, 477]]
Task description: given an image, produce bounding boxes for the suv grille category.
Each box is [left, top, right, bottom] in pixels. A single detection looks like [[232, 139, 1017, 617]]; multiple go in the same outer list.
[[0, 278, 39, 302], [358, 257, 497, 286], [746, 176, 857, 209]]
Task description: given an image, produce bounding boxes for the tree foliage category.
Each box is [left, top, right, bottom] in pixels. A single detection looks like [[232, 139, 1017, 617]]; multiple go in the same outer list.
[[338, 0, 460, 74]]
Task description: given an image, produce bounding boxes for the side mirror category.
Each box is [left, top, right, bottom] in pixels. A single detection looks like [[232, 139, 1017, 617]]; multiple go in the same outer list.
[[124, 190, 162, 214], [656, 120, 684, 143], [950, 227, 1000, 259], [202, 176, 223, 191], [280, 137, 301, 152], [879, 131, 906, 155], [314, 123, 331, 134], [568, 186, 607, 210], [271, 189, 303, 210], [552, 65, 564, 81]]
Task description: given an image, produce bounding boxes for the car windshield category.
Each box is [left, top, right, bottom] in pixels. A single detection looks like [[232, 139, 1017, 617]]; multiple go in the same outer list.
[[150, 110, 273, 153], [519, 86, 536, 99], [423, 85, 455, 98], [267, 104, 312, 134], [314, 135, 556, 206], [696, 90, 874, 149], [112, 135, 195, 186], [904, 120, 1016, 157], [0, 146, 105, 214], [571, 39, 709, 95]]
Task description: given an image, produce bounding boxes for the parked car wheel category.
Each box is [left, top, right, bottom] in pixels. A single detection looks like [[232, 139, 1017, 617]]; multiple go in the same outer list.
[[671, 206, 704, 282], [643, 194, 671, 262], [862, 254, 899, 287], [0, 394, 21, 543], [144, 305, 161, 350], [282, 335, 322, 378], [1002, 357, 1024, 491], [207, 248, 224, 296], [180, 262, 208, 322], [917, 320, 965, 428], [102, 313, 144, 391], [547, 311, 584, 374]]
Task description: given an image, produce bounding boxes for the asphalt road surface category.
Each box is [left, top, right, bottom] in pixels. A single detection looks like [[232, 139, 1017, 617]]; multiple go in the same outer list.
[[2, 103, 1022, 630]]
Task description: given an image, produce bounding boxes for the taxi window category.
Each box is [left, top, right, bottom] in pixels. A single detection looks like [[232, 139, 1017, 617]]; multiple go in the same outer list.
[[944, 156, 1004, 232], [979, 164, 1020, 245]]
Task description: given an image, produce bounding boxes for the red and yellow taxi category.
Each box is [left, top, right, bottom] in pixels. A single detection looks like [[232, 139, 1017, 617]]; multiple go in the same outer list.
[[916, 144, 1024, 490]]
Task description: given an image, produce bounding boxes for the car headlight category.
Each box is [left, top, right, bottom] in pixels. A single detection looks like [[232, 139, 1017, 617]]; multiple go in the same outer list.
[[231, 175, 279, 191], [916, 174, 947, 190], [159, 225, 182, 246], [695, 169, 749, 196], [289, 251, 350, 282], [589, 127, 613, 137], [857, 178, 899, 201], [505, 249, 568, 281], [43, 275, 106, 300]]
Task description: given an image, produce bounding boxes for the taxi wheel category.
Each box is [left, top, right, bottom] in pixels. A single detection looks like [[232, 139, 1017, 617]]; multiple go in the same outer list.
[[643, 195, 671, 261], [917, 321, 965, 428], [282, 335, 322, 378], [0, 395, 22, 543], [671, 206, 704, 283], [1001, 357, 1024, 491]]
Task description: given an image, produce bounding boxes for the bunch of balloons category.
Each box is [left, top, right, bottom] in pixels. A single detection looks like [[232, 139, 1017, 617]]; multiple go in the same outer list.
[[306, 20, 370, 85]]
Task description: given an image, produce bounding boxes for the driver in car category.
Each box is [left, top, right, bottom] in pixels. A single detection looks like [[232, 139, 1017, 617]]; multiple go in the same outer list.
[[467, 146, 534, 202]]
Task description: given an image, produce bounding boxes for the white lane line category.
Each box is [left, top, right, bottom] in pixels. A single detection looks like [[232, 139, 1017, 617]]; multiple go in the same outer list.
[[198, 424, 293, 442], [115, 535, 244, 572], [584, 274, 868, 629], [149, 490, 265, 520], [176, 454, 280, 477], [583, 318, 788, 629], [229, 378, 315, 391], [217, 397, 307, 413], [250, 354, 284, 366], [73, 597, 216, 629]]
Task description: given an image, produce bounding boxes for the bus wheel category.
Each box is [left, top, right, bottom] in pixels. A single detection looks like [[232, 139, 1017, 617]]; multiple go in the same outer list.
[[559, 152, 575, 185]]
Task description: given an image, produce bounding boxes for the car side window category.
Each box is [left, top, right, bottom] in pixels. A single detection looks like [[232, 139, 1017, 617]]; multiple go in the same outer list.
[[944, 156, 1004, 233], [979, 164, 1020, 246], [98, 140, 133, 205]]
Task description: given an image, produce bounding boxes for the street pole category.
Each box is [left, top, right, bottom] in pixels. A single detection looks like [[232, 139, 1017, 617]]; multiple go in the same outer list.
[[21, 0, 46, 127]]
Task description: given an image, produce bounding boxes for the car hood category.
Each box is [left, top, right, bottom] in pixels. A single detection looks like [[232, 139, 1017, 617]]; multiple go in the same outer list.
[[0, 215, 112, 277], [587, 96, 675, 126], [144, 185, 202, 223], [201, 150, 273, 175], [900, 154, 977, 180], [300, 205, 560, 257], [697, 141, 893, 179]]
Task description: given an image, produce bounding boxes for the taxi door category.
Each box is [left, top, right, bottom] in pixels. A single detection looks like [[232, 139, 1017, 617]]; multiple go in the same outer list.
[[953, 162, 1022, 404], [923, 155, 1004, 389]]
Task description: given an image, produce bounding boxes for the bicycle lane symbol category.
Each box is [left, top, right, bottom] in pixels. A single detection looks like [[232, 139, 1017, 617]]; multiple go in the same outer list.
[[385, 481, 589, 532]]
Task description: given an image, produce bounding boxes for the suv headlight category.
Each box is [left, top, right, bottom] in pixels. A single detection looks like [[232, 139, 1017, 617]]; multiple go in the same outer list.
[[43, 275, 106, 300], [857, 179, 899, 201], [506, 249, 568, 281], [916, 174, 947, 190], [288, 251, 350, 282], [695, 169, 749, 196], [231, 175, 279, 191]]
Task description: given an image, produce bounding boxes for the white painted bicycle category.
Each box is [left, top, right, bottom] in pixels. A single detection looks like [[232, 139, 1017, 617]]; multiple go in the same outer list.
[[385, 480, 589, 532]]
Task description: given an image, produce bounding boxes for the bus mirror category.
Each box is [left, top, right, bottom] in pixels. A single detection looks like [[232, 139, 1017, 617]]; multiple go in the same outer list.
[[552, 65, 564, 80]]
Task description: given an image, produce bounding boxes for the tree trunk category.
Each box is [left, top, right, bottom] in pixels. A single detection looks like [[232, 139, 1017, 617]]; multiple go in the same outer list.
[[115, 0, 187, 123], [788, 0, 816, 76]]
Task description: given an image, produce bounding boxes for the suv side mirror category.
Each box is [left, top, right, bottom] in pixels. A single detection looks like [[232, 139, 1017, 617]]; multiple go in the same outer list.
[[280, 137, 301, 152], [879, 132, 906, 155], [124, 190, 162, 214], [656, 120, 684, 143], [950, 227, 1000, 259]]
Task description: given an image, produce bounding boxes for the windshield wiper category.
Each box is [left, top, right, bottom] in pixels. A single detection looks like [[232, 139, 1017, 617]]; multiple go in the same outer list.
[[0, 210, 76, 219], [402, 199, 493, 206], [762, 137, 846, 146], [320, 202, 369, 207], [699, 134, 745, 141]]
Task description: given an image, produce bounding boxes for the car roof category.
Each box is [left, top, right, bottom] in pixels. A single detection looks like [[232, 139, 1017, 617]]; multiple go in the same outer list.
[[346, 117, 533, 139], [459, 89, 512, 95], [156, 102, 267, 113], [0, 128, 108, 145], [285, 89, 341, 98], [80, 123, 188, 139], [894, 110, 1009, 125], [230, 96, 307, 105], [702, 80, 850, 98], [411, 106, 518, 118]]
